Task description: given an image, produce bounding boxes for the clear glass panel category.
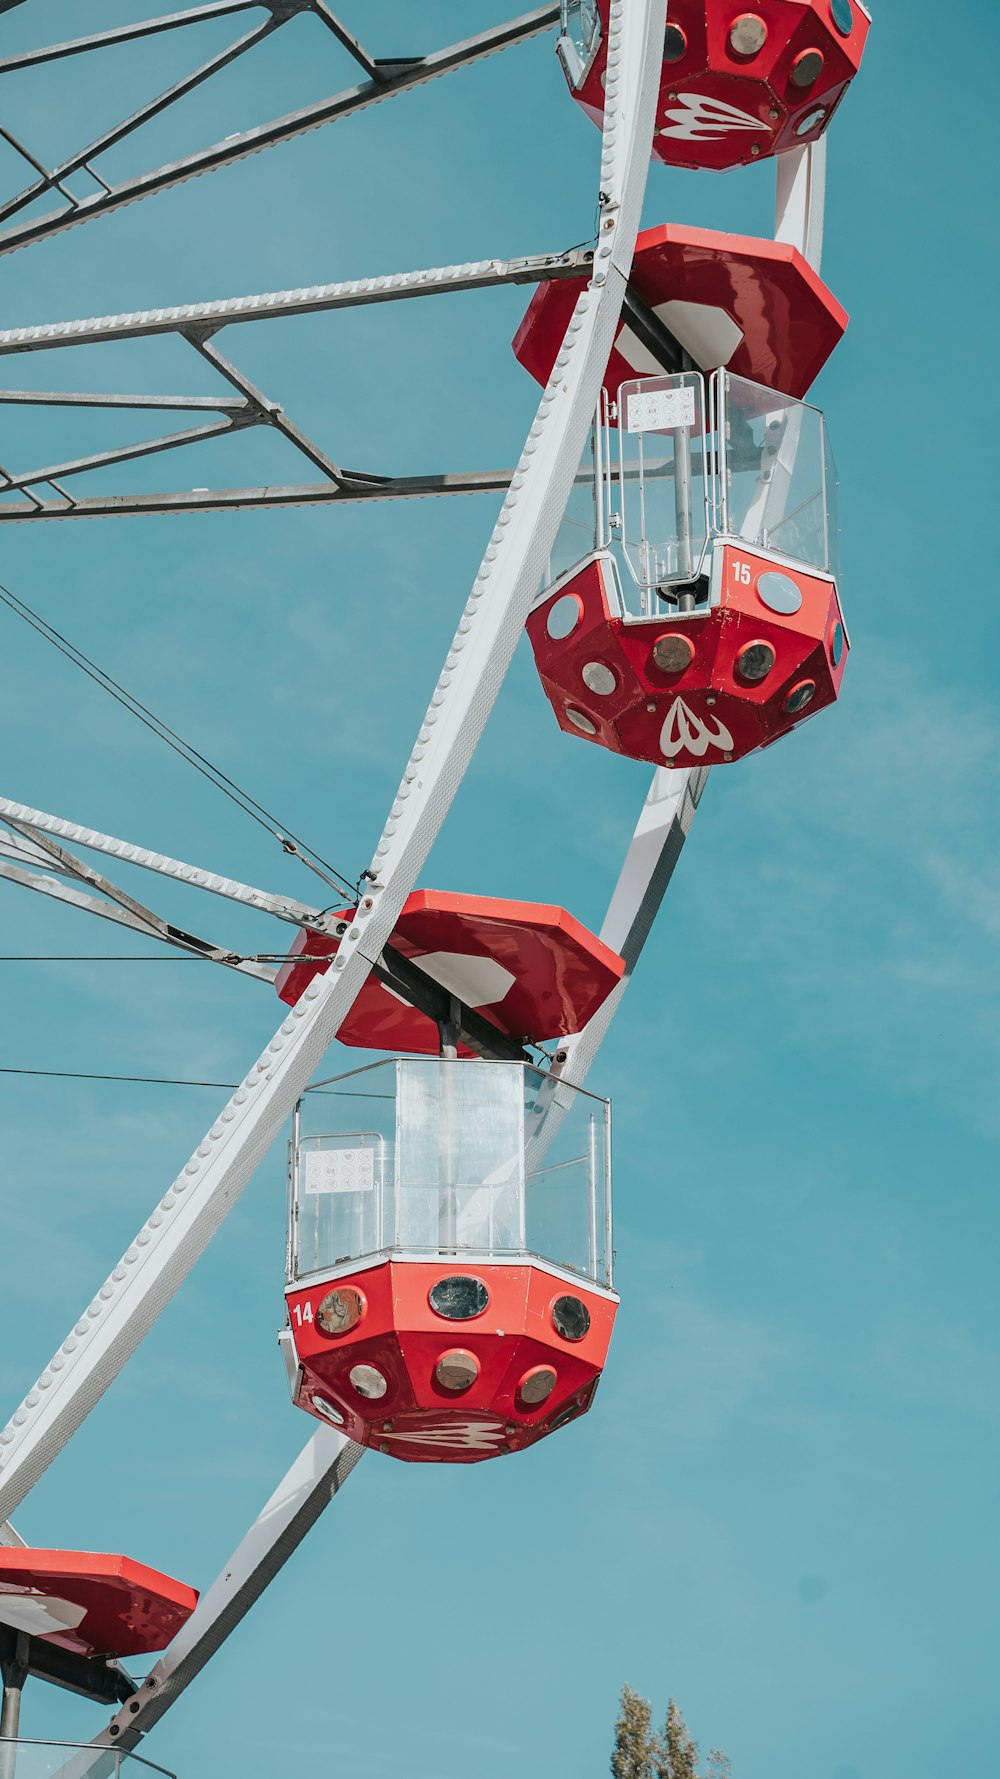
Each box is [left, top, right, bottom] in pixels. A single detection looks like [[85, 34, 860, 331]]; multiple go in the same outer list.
[[295, 1130, 387, 1275], [543, 419, 608, 587], [289, 1060, 612, 1287], [396, 1060, 525, 1252], [616, 372, 710, 610], [524, 1070, 610, 1285], [0, 1741, 175, 1779], [558, 0, 601, 85], [719, 372, 838, 575]]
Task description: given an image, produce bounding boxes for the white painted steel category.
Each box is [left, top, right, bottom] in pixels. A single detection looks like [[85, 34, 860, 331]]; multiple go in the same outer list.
[[0, 254, 593, 356], [0, 0, 666, 1524], [774, 139, 827, 272], [537, 137, 830, 1110], [0, 10, 562, 261], [50, 1429, 364, 1777], [0, 796, 325, 928]]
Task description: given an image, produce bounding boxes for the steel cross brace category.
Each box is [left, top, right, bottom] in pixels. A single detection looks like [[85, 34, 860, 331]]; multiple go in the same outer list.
[[0, 0, 667, 1529], [45, 1428, 365, 1779], [0, 816, 278, 982], [0, 251, 593, 518], [0, 8, 561, 260]]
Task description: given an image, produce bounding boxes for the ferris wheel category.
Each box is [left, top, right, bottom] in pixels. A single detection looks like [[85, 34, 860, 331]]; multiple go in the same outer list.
[[0, 1, 869, 1770]]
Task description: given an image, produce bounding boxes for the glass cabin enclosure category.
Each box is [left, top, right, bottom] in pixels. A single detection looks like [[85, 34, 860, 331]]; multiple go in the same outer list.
[[544, 369, 840, 615], [288, 1058, 612, 1291], [556, 0, 601, 86]]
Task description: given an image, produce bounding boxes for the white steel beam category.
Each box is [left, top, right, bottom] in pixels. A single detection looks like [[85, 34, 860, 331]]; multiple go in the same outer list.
[[49, 1428, 364, 1778], [0, 473, 514, 522], [0, 796, 326, 928], [774, 139, 827, 272], [0, 0, 666, 1524], [547, 136, 832, 1106], [0, 252, 593, 356], [0, 10, 561, 260]]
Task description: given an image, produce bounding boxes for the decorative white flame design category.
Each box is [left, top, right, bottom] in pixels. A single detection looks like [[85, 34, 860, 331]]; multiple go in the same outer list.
[[661, 92, 764, 142], [660, 697, 735, 760], [380, 1419, 508, 1452]]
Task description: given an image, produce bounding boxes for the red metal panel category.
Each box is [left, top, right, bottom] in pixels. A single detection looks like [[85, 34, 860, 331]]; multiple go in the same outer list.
[[513, 223, 847, 401], [286, 1260, 617, 1464], [275, 890, 625, 1051], [0, 1549, 197, 1658], [527, 548, 847, 768], [563, 0, 870, 172]]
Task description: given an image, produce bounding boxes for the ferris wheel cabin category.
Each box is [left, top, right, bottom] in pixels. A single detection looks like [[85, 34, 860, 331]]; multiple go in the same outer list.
[[526, 365, 847, 767], [276, 895, 625, 1464], [557, 0, 870, 172]]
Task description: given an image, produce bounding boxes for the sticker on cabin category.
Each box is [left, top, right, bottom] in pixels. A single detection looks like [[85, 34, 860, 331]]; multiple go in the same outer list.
[[625, 385, 696, 433], [303, 1148, 375, 1194]]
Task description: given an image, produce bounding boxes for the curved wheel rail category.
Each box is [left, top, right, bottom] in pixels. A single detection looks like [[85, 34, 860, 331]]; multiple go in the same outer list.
[[0, 0, 667, 1525]]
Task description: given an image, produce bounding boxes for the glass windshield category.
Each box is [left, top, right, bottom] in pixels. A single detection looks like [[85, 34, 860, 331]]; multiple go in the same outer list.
[[616, 372, 710, 607], [718, 371, 839, 575], [289, 1059, 612, 1287], [558, 0, 601, 86], [544, 415, 609, 587]]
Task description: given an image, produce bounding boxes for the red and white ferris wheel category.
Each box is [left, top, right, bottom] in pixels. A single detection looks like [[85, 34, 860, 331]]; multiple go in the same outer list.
[[0, 1, 868, 1769]]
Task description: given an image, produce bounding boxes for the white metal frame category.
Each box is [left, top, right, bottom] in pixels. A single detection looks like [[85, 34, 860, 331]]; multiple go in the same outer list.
[[0, 5, 833, 1760]]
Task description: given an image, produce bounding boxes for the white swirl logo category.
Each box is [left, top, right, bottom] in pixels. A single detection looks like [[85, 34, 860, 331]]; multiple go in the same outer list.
[[660, 697, 734, 760], [661, 92, 763, 142], [381, 1419, 508, 1452]]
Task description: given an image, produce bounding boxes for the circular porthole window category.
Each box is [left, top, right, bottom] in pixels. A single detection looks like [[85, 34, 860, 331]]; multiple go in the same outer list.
[[662, 22, 687, 61], [518, 1365, 557, 1405], [316, 1286, 365, 1338], [582, 661, 617, 697], [312, 1394, 345, 1426], [830, 0, 854, 36], [652, 632, 694, 674], [551, 1295, 591, 1342], [736, 641, 776, 683], [429, 1275, 490, 1320], [756, 571, 803, 615], [565, 707, 597, 735], [349, 1363, 387, 1400], [784, 680, 816, 715], [791, 48, 824, 87], [546, 594, 583, 640], [729, 14, 767, 57], [795, 106, 827, 136], [434, 1349, 480, 1393], [829, 620, 845, 668]]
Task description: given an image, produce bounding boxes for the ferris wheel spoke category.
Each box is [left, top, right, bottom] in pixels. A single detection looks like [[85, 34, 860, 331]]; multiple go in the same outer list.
[[0, 0, 666, 1528], [0, 6, 561, 260], [0, 250, 594, 356], [0, 249, 593, 519], [0, 12, 288, 230]]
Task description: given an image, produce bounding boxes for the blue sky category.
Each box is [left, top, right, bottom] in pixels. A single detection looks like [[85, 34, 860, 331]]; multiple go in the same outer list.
[[0, 2, 997, 1776]]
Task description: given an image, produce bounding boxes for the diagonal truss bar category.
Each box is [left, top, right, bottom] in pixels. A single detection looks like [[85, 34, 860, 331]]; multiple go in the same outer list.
[[0, 8, 560, 259], [0, 391, 247, 413], [182, 333, 349, 485], [0, 252, 593, 355], [0, 795, 328, 927], [306, 1, 380, 79], [0, 470, 515, 522], [49, 1428, 365, 1778], [0, 418, 246, 499], [0, 13, 286, 229], [0, 819, 277, 981], [0, 4, 274, 74], [0, 0, 665, 1525]]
